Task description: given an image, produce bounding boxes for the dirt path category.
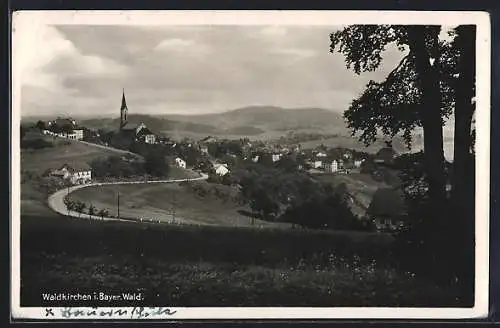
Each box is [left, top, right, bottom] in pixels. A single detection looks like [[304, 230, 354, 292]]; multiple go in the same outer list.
[[47, 173, 209, 225]]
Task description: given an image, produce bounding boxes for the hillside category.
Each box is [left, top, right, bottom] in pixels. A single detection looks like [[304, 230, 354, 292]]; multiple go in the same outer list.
[[164, 106, 347, 134], [61, 106, 418, 153], [77, 106, 346, 137]]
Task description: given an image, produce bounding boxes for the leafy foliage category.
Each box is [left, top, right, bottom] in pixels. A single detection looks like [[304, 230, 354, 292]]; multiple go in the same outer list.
[[331, 25, 457, 149], [21, 138, 54, 150], [97, 208, 110, 219], [35, 120, 46, 131], [90, 155, 145, 179], [238, 167, 364, 230], [144, 151, 170, 177]]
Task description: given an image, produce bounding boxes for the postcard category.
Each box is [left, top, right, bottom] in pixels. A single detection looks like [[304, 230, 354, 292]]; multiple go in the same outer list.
[[11, 10, 490, 320]]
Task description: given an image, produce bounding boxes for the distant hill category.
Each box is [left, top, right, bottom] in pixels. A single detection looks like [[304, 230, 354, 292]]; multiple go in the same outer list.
[[22, 105, 453, 158], [163, 106, 347, 134], [77, 106, 346, 138], [80, 115, 218, 133]]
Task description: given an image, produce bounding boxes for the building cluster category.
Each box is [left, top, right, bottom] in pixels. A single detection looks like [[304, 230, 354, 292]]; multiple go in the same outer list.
[[48, 162, 92, 185], [118, 90, 156, 144], [33, 89, 400, 187], [42, 118, 84, 140]]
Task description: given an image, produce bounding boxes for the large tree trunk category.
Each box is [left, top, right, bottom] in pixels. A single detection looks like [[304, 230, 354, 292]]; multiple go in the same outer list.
[[453, 25, 476, 208], [452, 25, 476, 293], [406, 26, 447, 207]]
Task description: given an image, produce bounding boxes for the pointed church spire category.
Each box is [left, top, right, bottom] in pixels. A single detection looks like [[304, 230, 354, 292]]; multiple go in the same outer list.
[[120, 88, 128, 130], [121, 88, 127, 110]]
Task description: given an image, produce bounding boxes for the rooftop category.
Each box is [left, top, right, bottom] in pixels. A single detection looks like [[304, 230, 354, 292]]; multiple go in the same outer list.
[[121, 123, 139, 130], [60, 162, 92, 172], [375, 146, 397, 160]]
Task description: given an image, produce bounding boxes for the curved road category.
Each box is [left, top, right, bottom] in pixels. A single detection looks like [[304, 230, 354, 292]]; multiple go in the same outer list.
[[48, 172, 209, 224]]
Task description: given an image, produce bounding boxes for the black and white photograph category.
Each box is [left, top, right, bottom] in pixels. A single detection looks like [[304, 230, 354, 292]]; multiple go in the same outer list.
[[11, 11, 490, 320]]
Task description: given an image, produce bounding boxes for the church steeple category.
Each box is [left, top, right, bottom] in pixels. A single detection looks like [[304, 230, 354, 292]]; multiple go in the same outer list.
[[120, 88, 128, 130]]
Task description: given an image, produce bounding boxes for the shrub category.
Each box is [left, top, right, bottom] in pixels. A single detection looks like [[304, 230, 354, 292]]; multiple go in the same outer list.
[[21, 138, 53, 150]]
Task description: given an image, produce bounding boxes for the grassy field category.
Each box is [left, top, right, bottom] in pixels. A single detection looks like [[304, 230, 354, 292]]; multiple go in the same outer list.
[[21, 135, 125, 175], [20, 134, 127, 216], [18, 134, 471, 308], [69, 182, 290, 228], [20, 212, 470, 307]]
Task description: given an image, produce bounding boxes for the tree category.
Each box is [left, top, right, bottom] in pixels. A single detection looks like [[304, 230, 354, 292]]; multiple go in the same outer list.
[[61, 123, 74, 134], [144, 151, 169, 177], [75, 201, 86, 217], [331, 25, 476, 288], [451, 25, 476, 218], [239, 172, 284, 221], [88, 204, 96, 217], [64, 198, 76, 213], [20, 126, 26, 140], [99, 130, 115, 145], [280, 183, 363, 231], [275, 155, 298, 173], [194, 158, 212, 172], [257, 153, 274, 167], [35, 120, 46, 131], [331, 25, 451, 209], [97, 208, 109, 220]]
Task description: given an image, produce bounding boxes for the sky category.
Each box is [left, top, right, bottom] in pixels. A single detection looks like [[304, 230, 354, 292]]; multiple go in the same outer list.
[[18, 24, 405, 117]]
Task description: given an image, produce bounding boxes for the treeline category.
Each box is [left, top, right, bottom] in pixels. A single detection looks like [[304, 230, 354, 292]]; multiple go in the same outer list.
[[64, 197, 110, 219], [90, 153, 170, 180], [231, 165, 372, 231], [277, 131, 341, 144], [21, 138, 54, 150]]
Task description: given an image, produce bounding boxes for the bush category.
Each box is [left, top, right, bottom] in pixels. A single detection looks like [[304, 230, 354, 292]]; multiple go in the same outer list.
[[90, 155, 146, 179], [144, 151, 170, 177], [392, 153, 475, 299], [21, 138, 53, 150]]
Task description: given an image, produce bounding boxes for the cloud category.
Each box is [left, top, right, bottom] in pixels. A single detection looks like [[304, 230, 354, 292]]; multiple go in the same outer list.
[[270, 48, 317, 59], [21, 25, 126, 88], [153, 37, 212, 57], [18, 24, 403, 117], [154, 38, 195, 50], [17, 24, 128, 114], [259, 26, 288, 38]]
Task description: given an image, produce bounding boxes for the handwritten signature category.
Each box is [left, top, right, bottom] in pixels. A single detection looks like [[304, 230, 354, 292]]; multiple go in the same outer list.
[[47, 307, 177, 319]]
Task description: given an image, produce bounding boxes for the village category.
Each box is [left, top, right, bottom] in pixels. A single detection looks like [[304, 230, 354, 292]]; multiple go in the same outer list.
[[28, 113, 397, 187], [27, 91, 396, 187], [17, 20, 479, 311]]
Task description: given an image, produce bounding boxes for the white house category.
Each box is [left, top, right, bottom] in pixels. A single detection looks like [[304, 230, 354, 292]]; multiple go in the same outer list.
[[313, 160, 323, 169], [175, 157, 187, 169], [214, 163, 230, 176], [331, 160, 340, 173], [252, 155, 260, 163], [50, 163, 92, 185], [354, 159, 364, 168], [200, 145, 209, 154], [272, 154, 282, 162], [316, 152, 328, 158], [144, 134, 156, 144], [66, 129, 84, 140]]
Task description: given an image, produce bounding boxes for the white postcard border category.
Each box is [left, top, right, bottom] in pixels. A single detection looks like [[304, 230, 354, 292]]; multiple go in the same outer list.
[[11, 10, 491, 320]]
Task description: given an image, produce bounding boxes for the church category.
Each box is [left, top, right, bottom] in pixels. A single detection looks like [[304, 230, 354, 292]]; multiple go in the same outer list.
[[118, 89, 156, 144]]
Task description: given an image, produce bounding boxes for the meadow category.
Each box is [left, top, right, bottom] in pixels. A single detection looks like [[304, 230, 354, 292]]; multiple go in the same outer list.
[[21, 212, 469, 307], [20, 135, 125, 217], [69, 182, 290, 227], [18, 134, 471, 308], [21, 134, 127, 175]]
